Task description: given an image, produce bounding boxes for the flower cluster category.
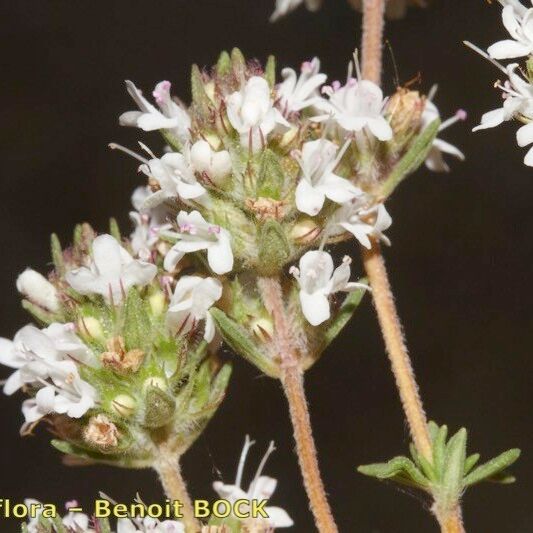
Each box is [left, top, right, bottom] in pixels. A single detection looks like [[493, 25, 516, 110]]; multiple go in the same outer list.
[[270, 0, 427, 22], [1, 223, 231, 467], [116, 50, 463, 348], [469, 0, 533, 166]]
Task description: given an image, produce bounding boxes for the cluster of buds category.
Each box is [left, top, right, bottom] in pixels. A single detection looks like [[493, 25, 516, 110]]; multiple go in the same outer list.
[[270, 0, 428, 22], [468, 0, 533, 166], [1, 222, 231, 468], [114, 49, 464, 376]]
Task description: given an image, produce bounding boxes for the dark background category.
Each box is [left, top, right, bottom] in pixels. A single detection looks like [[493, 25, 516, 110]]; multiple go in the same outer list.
[[1, 1, 532, 531]]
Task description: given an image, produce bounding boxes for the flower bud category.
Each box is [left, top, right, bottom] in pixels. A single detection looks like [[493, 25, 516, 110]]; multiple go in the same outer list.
[[143, 386, 175, 428], [290, 218, 321, 244], [148, 291, 167, 316], [77, 316, 105, 343], [16, 269, 60, 312], [83, 414, 120, 449], [111, 394, 137, 418]]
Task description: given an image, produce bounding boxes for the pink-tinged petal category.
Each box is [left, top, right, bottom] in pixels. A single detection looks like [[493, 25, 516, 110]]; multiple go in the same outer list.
[[137, 113, 179, 131], [501, 5, 521, 39], [322, 174, 359, 204], [295, 178, 326, 216], [119, 110, 143, 127], [488, 39, 532, 59], [300, 291, 330, 326], [433, 138, 465, 160], [251, 476, 277, 500], [176, 181, 206, 200]]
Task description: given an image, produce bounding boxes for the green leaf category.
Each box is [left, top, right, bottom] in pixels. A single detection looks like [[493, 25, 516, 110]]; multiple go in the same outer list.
[[216, 50, 232, 76], [209, 362, 233, 403], [440, 428, 467, 510], [257, 149, 284, 199], [109, 217, 122, 242], [380, 118, 441, 198], [464, 453, 480, 475], [50, 233, 65, 275], [265, 55, 276, 88], [463, 449, 521, 487], [358, 456, 431, 491], [21, 299, 62, 326], [257, 219, 291, 275], [123, 288, 151, 351], [231, 48, 246, 78], [191, 64, 212, 115], [210, 308, 279, 377], [433, 424, 448, 481], [321, 283, 367, 349]]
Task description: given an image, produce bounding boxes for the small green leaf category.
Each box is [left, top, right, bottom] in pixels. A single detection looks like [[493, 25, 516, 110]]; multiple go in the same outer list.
[[191, 64, 212, 115], [123, 288, 151, 351], [257, 149, 284, 199], [109, 217, 121, 242], [231, 48, 247, 78], [257, 219, 291, 275], [210, 308, 279, 377], [265, 55, 276, 88], [50, 233, 64, 275], [216, 50, 232, 76], [380, 118, 441, 198], [463, 449, 521, 487], [321, 284, 367, 349], [440, 428, 467, 510], [433, 424, 448, 481], [209, 362, 233, 403], [464, 453, 480, 475], [358, 456, 431, 491]]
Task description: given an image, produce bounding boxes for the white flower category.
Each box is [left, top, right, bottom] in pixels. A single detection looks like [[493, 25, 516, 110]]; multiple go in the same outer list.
[[330, 200, 392, 249], [62, 506, 93, 532], [276, 57, 327, 115], [226, 76, 289, 151], [0, 323, 91, 395], [166, 276, 223, 342], [473, 63, 533, 166], [163, 211, 233, 275], [290, 251, 367, 326], [66, 234, 157, 303], [189, 139, 233, 185], [117, 517, 184, 533], [270, 0, 322, 21], [488, 3, 533, 59], [422, 101, 466, 172], [119, 80, 191, 144], [314, 78, 393, 141], [16, 269, 60, 312], [293, 139, 362, 216], [213, 436, 294, 529]]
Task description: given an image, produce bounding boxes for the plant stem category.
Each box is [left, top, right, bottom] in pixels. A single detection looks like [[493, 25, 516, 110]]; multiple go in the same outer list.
[[360, 2, 465, 531], [154, 442, 199, 532], [258, 276, 338, 533], [361, 244, 433, 460]]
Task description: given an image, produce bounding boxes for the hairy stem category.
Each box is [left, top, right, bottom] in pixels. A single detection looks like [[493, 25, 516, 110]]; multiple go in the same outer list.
[[362, 244, 433, 459], [154, 442, 199, 532], [258, 276, 338, 533], [360, 3, 465, 531], [361, 0, 386, 84]]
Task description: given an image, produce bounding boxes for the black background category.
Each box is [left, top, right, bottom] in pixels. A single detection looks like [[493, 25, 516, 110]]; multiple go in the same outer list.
[[1, 1, 532, 531]]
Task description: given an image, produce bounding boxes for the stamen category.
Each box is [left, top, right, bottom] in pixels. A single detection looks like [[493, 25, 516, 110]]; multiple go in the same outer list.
[[439, 109, 468, 131], [108, 143, 149, 165], [249, 440, 276, 499], [236, 435, 255, 487], [463, 41, 507, 74]]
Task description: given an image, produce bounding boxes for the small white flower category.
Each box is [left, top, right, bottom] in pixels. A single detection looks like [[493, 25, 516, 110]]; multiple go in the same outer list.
[[0, 323, 91, 395], [62, 505, 93, 532], [66, 234, 157, 303], [294, 139, 362, 216], [290, 251, 367, 326], [422, 101, 466, 172], [473, 63, 533, 166], [163, 211, 233, 275], [330, 200, 392, 249], [488, 3, 533, 59], [270, 0, 322, 21], [314, 78, 393, 141], [190, 139, 233, 185], [276, 57, 327, 115], [166, 276, 223, 342], [226, 76, 289, 151], [119, 80, 191, 144], [16, 269, 60, 312], [213, 436, 294, 529]]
